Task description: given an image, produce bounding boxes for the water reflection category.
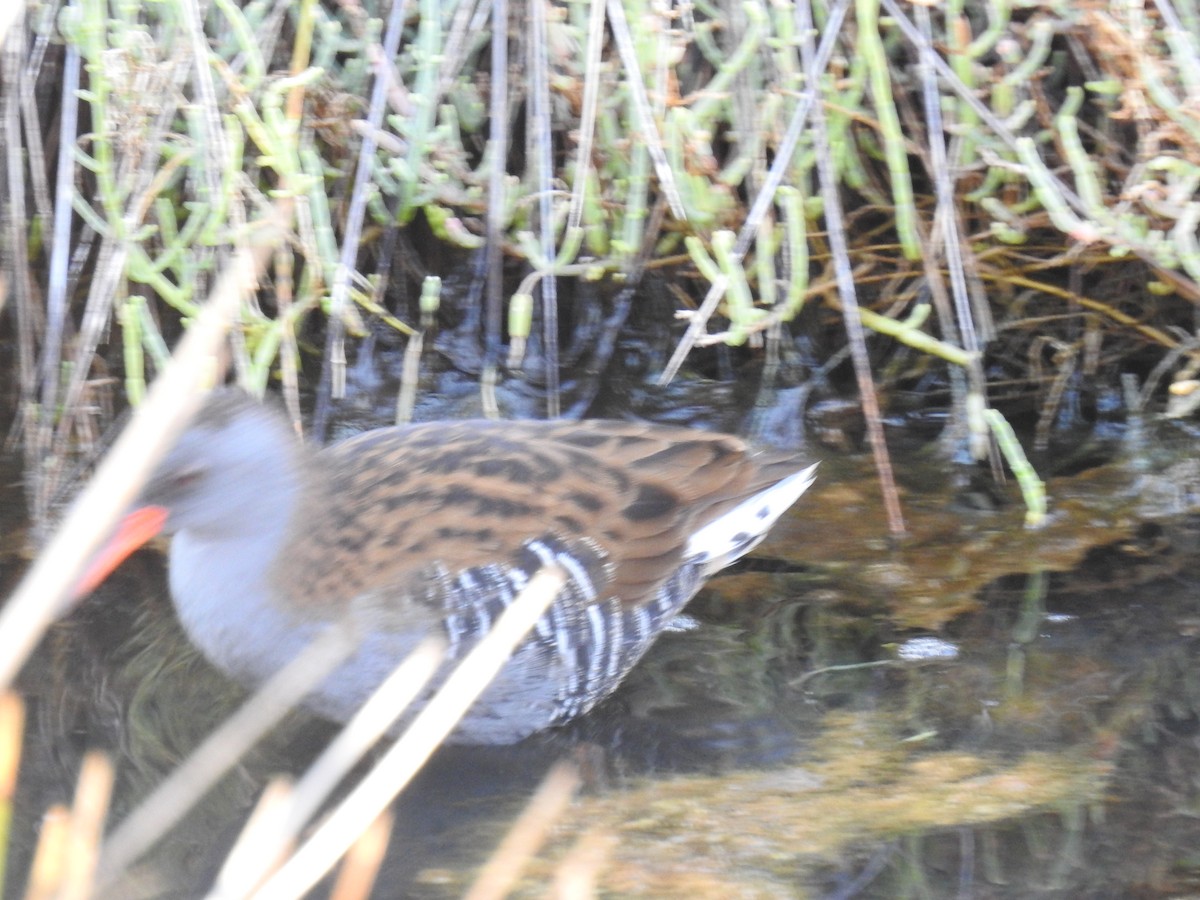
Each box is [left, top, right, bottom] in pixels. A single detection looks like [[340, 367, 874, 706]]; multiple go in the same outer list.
[[5, 442, 1200, 897]]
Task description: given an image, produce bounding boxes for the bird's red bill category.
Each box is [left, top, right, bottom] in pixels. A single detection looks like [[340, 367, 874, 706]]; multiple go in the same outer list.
[[75, 505, 170, 597]]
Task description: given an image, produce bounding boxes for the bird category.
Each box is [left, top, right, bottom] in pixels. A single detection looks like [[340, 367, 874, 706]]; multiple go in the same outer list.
[[79, 389, 816, 744]]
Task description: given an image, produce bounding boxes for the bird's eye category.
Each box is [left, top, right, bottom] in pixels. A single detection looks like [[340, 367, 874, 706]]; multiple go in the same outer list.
[[167, 466, 204, 495]]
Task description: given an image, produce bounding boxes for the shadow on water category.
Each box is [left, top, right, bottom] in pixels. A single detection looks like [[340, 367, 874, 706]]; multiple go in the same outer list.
[[4, 413, 1200, 898]]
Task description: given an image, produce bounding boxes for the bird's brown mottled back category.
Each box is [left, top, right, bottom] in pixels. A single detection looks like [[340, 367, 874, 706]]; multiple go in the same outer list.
[[271, 418, 797, 619]]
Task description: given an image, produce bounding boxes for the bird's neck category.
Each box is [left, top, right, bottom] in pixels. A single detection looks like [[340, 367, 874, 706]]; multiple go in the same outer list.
[[167, 448, 330, 682], [167, 435, 312, 619]]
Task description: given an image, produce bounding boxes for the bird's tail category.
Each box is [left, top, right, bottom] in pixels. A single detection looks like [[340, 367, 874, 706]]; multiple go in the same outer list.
[[683, 463, 817, 575]]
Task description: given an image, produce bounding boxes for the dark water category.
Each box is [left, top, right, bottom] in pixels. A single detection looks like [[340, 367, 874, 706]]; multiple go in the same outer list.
[[5, 416, 1200, 899]]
